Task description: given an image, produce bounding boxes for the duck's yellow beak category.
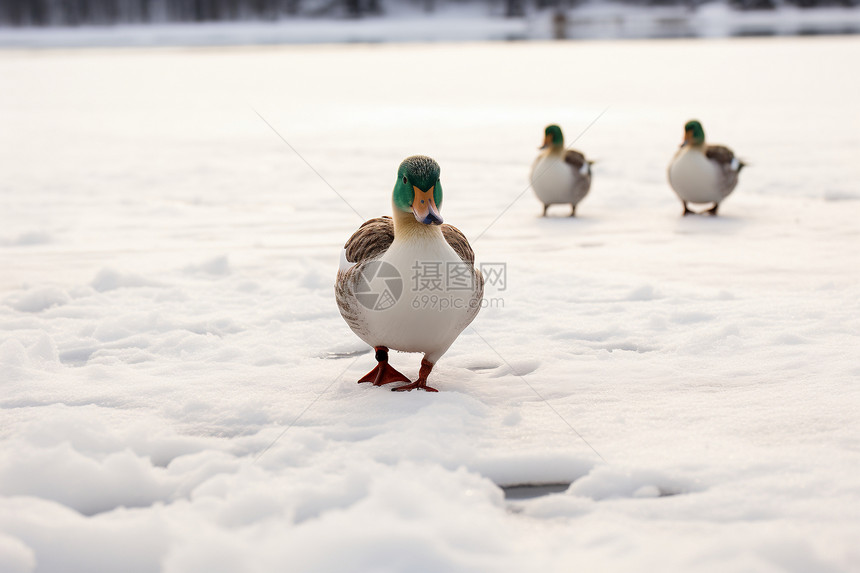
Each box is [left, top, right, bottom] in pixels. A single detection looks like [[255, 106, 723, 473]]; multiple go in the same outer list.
[[411, 185, 443, 225], [681, 129, 693, 147], [539, 133, 553, 149]]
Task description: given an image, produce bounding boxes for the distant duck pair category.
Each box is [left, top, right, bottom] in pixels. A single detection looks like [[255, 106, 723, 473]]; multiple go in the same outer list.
[[530, 120, 745, 217]]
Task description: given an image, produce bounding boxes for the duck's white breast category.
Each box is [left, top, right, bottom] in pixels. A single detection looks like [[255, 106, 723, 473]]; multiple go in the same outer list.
[[358, 237, 480, 361], [531, 155, 577, 205], [668, 149, 724, 204]]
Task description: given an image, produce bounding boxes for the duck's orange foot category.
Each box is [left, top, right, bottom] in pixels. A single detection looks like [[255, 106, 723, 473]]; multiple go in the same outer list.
[[392, 380, 438, 392], [391, 358, 438, 392], [682, 201, 694, 216], [358, 347, 410, 386]]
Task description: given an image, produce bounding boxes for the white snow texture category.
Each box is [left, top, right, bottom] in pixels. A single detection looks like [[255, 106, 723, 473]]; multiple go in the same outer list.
[[1, 37, 859, 572]]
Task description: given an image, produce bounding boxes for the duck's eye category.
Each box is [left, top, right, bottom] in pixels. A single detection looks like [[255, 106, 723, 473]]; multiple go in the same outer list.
[[402, 176, 408, 184]]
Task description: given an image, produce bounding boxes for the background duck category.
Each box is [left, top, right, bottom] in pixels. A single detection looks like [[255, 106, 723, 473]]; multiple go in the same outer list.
[[336, 155, 483, 392], [668, 119, 745, 216], [530, 124, 593, 217]]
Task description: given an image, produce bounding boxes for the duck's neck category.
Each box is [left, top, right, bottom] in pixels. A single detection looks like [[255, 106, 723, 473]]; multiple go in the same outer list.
[[392, 204, 444, 243], [545, 143, 565, 157]]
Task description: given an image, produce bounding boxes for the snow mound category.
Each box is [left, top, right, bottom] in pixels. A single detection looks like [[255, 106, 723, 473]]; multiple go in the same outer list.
[[823, 189, 860, 202], [0, 231, 52, 247], [4, 286, 70, 313], [0, 497, 169, 573], [475, 453, 593, 487], [91, 268, 161, 292], [0, 442, 172, 515], [567, 466, 693, 500], [0, 334, 61, 381], [184, 256, 231, 277], [0, 339, 30, 370], [0, 533, 35, 573]]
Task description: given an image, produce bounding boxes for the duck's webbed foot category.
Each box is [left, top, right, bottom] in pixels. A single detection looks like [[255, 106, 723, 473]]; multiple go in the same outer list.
[[392, 358, 438, 393], [358, 346, 410, 386], [704, 203, 720, 216], [542, 204, 549, 217], [682, 202, 694, 216], [569, 204, 577, 217]]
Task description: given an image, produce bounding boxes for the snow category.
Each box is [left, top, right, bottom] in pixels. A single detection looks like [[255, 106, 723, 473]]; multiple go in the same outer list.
[[2, 36, 860, 572]]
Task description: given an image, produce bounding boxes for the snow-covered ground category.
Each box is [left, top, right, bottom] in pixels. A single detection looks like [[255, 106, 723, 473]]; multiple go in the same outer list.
[[1, 37, 859, 572]]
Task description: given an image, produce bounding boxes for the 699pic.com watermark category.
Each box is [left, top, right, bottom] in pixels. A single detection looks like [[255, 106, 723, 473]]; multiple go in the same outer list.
[[355, 261, 506, 312], [411, 293, 504, 311]]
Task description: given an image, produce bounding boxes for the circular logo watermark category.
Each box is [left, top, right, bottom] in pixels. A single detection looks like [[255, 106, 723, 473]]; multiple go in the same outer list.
[[355, 261, 403, 311]]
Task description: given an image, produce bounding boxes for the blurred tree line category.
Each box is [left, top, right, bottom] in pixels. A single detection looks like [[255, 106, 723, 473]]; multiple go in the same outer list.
[[1, 0, 857, 26]]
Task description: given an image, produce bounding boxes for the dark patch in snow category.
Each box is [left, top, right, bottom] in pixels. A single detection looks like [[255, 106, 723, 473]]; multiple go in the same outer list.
[[465, 363, 500, 372], [59, 347, 97, 366], [501, 483, 571, 500]]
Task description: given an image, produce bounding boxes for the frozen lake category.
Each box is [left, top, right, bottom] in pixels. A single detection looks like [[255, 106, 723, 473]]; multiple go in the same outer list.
[[1, 37, 859, 572]]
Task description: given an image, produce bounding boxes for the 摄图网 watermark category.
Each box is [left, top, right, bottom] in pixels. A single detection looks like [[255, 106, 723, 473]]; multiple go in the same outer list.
[[354, 261, 507, 311]]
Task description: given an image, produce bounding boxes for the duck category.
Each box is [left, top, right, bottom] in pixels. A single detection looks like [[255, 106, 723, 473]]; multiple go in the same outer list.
[[668, 120, 745, 216], [530, 124, 593, 217], [335, 155, 484, 392]]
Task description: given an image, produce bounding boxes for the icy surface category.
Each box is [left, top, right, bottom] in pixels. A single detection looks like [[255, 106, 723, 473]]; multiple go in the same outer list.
[[1, 37, 860, 572]]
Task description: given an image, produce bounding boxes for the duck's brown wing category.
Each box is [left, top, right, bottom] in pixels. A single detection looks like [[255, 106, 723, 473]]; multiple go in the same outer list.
[[344, 216, 394, 264], [563, 149, 587, 171], [441, 223, 484, 324], [337, 217, 394, 337], [706, 145, 745, 197], [706, 145, 745, 172], [441, 224, 475, 265]]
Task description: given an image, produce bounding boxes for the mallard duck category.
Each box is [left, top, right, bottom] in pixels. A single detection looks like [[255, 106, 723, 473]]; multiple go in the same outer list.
[[668, 120, 745, 216], [335, 156, 483, 392], [530, 124, 593, 217]]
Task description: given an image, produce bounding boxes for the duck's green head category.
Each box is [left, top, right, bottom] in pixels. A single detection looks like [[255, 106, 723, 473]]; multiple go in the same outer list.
[[392, 155, 443, 225], [541, 124, 564, 149], [683, 120, 706, 147]]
